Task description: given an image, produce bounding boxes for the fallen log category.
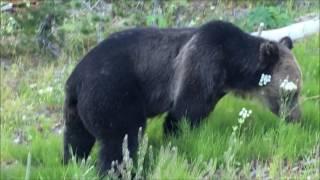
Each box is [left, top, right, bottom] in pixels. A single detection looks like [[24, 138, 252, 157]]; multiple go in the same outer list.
[[0, 0, 39, 12], [251, 17, 320, 41]]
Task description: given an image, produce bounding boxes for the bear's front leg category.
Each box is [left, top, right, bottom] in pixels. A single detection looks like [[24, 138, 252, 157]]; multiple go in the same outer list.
[[164, 39, 227, 135], [163, 112, 180, 135], [163, 104, 211, 136], [163, 92, 225, 136]]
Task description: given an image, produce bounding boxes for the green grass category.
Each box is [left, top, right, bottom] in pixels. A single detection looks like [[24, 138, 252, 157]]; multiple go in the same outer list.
[[1, 34, 319, 179], [1, 0, 319, 179]]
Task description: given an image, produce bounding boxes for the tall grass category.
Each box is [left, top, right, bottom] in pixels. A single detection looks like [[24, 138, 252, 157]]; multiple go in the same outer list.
[[0, 0, 319, 179]]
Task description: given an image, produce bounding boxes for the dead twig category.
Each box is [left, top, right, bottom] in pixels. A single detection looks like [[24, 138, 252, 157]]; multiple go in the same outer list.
[[302, 95, 320, 102]]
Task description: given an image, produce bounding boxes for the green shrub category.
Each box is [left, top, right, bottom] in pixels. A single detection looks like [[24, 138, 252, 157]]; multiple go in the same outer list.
[[241, 6, 292, 31]]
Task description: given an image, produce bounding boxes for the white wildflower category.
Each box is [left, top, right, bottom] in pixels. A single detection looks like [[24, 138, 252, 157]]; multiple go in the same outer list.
[[172, 146, 177, 153], [38, 86, 53, 95], [13, 136, 23, 144], [238, 108, 252, 124], [238, 117, 245, 124], [279, 78, 297, 119], [38, 89, 45, 95], [46, 86, 53, 92], [239, 108, 246, 117], [232, 126, 238, 132], [30, 83, 37, 88], [280, 79, 297, 92], [189, 20, 196, 26], [259, 73, 272, 86], [239, 108, 252, 119]]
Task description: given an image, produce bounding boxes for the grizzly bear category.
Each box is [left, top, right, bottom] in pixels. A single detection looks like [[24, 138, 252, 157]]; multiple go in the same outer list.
[[63, 21, 301, 173]]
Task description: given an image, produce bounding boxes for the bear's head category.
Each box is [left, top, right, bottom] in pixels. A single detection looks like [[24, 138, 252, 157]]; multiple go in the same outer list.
[[256, 37, 302, 122]]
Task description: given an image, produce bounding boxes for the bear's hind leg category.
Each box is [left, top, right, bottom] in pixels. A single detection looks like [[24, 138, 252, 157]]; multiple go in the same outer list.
[[63, 101, 95, 164], [89, 98, 145, 175], [96, 112, 144, 175], [98, 130, 139, 174], [77, 73, 146, 174]]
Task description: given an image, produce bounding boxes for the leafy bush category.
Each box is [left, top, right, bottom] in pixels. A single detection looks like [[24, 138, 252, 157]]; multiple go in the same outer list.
[[241, 6, 292, 31]]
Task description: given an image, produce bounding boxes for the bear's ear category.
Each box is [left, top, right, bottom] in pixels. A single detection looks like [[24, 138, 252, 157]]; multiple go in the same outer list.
[[279, 36, 293, 49], [260, 41, 279, 63]]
